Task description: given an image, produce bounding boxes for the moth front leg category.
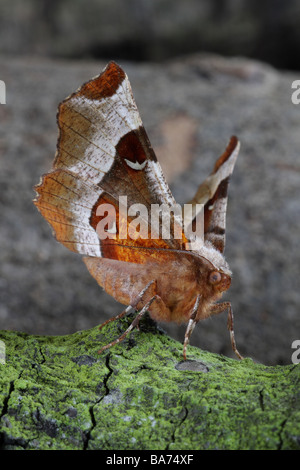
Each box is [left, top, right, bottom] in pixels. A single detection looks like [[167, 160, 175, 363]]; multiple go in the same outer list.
[[183, 295, 201, 360], [209, 301, 244, 360]]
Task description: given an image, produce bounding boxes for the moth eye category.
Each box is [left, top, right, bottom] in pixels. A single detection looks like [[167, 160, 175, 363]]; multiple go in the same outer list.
[[209, 271, 222, 285]]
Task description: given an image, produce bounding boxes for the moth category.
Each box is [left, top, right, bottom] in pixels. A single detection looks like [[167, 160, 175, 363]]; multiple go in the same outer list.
[[34, 61, 243, 360]]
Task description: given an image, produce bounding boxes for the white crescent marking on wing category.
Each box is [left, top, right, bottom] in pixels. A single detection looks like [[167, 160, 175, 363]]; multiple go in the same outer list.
[[124, 159, 147, 170]]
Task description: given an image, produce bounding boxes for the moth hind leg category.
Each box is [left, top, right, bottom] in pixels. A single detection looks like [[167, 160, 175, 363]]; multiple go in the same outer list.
[[98, 294, 158, 355], [98, 280, 156, 331], [98, 280, 170, 355]]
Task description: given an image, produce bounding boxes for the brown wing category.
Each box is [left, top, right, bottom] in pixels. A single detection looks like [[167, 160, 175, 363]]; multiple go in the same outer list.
[[203, 136, 240, 253], [184, 136, 240, 253], [34, 62, 187, 262]]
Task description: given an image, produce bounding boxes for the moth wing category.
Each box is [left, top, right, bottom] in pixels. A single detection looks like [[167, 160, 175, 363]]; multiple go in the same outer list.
[[184, 136, 240, 253], [34, 62, 187, 262]]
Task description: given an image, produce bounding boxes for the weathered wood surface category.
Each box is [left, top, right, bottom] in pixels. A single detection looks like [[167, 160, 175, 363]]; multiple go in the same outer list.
[[0, 314, 299, 450]]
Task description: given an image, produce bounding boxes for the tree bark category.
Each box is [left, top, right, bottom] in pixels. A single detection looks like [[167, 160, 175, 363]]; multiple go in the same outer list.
[[0, 314, 299, 450]]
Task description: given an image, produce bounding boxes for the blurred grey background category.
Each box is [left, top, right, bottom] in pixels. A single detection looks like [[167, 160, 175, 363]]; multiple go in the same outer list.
[[2, 0, 300, 70], [0, 0, 300, 365]]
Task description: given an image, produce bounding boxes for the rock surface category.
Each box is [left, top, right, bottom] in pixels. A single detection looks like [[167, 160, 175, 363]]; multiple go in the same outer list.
[[0, 54, 300, 365]]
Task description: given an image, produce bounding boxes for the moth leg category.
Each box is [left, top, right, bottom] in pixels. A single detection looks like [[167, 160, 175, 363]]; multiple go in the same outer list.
[[98, 294, 158, 355], [226, 303, 244, 360], [98, 280, 156, 331], [183, 295, 201, 360], [209, 301, 244, 360]]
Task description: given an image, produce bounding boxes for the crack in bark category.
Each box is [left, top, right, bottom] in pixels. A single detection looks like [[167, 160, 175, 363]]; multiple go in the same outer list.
[[38, 344, 46, 364], [0, 380, 14, 419], [82, 354, 114, 450], [82, 404, 97, 451], [0, 380, 15, 448], [277, 418, 287, 450], [0, 367, 31, 449], [103, 354, 114, 397], [0, 380, 17, 449], [258, 389, 265, 411], [165, 406, 189, 450]]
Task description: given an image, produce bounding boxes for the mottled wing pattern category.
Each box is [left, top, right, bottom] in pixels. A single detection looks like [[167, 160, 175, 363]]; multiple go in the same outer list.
[[34, 62, 186, 262], [203, 136, 240, 253], [186, 136, 240, 254], [34, 168, 103, 256]]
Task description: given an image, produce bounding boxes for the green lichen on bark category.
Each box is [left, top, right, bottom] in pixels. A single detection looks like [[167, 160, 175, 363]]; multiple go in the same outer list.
[[0, 314, 299, 450]]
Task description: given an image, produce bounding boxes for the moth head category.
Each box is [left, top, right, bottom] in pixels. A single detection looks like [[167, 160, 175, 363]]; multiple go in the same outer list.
[[208, 269, 231, 292], [195, 243, 232, 294]]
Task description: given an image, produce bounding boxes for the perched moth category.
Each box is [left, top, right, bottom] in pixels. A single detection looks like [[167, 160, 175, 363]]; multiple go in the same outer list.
[[34, 61, 243, 360]]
